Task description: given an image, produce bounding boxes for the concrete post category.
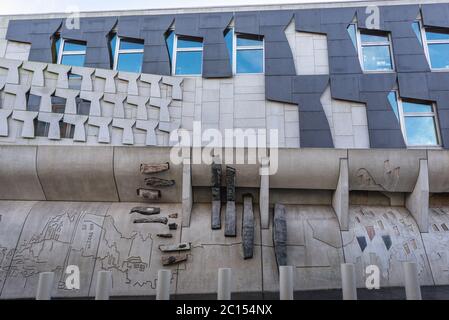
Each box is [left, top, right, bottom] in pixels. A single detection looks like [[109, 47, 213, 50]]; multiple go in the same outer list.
[[341, 263, 357, 300], [332, 159, 349, 231], [279, 266, 294, 300], [260, 158, 270, 229], [156, 269, 171, 300], [406, 159, 429, 233], [95, 271, 112, 300], [36, 272, 54, 300], [217, 268, 232, 300], [403, 262, 422, 300]]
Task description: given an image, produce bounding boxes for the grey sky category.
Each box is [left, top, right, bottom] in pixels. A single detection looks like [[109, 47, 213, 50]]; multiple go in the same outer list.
[[1, 0, 361, 15]]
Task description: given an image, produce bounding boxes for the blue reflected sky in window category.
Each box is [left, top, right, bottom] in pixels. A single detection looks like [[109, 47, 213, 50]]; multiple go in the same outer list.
[[225, 28, 233, 66], [347, 24, 357, 48], [387, 92, 400, 120], [110, 34, 117, 54], [429, 43, 449, 69], [412, 22, 422, 45], [426, 29, 449, 41], [117, 52, 143, 73], [236, 49, 263, 73], [61, 54, 85, 67], [119, 38, 144, 50], [236, 35, 263, 47], [166, 30, 174, 61], [361, 33, 389, 43], [405, 116, 438, 146], [362, 45, 393, 71], [55, 37, 62, 58], [177, 36, 203, 49], [176, 51, 202, 75], [64, 41, 86, 52], [403, 101, 432, 113]]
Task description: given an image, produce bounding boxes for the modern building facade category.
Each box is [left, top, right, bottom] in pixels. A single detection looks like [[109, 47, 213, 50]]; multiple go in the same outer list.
[[1, 0, 449, 299]]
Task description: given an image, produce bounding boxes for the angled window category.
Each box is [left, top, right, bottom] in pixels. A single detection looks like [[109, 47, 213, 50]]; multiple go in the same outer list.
[[55, 37, 87, 67], [110, 34, 144, 73], [225, 28, 264, 74], [424, 29, 449, 70], [348, 24, 394, 72], [166, 30, 203, 76], [388, 91, 440, 147]]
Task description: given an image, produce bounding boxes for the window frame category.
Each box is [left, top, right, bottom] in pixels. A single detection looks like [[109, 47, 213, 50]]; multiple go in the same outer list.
[[172, 33, 204, 76], [390, 91, 442, 148], [57, 38, 87, 66], [350, 24, 395, 73], [233, 31, 265, 75], [416, 21, 449, 71], [112, 36, 145, 73]]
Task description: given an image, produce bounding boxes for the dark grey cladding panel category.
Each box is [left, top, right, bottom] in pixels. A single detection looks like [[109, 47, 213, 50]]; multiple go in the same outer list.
[[265, 76, 294, 104], [397, 73, 430, 100], [422, 3, 449, 28], [369, 130, 406, 149], [330, 75, 361, 102], [294, 9, 323, 33], [116, 16, 144, 39], [234, 11, 260, 35]]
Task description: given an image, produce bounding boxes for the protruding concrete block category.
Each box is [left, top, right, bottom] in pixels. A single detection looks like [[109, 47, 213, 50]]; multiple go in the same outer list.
[[12, 110, 38, 138], [217, 268, 232, 300], [127, 95, 149, 120], [95, 271, 112, 300], [162, 76, 183, 100], [4, 84, 30, 110], [71, 67, 95, 91], [333, 158, 349, 231], [182, 157, 193, 227], [406, 159, 429, 233], [55, 88, 79, 114], [279, 266, 294, 300], [30, 86, 55, 113], [22, 61, 47, 87], [156, 269, 171, 300], [403, 262, 422, 300], [36, 272, 54, 300], [80, 91, 103, 117], [104, 93, 126, 118], [46, 64, 71, 89], [95, 69, 117, 93], [118, 71, 140, 96], [88, 116, 112, 143], [341, 263, 357, 300], [260, 158, 270, 229], [112, 118, 136, 145], [38, 112, 63, 140], [136, 119, 158, 146], [63, 114, 88, 142], [0, 109, 12, 136], [150, 97, 171, 123], [0, 58, 22, 84], [140, 74, 162, 98]]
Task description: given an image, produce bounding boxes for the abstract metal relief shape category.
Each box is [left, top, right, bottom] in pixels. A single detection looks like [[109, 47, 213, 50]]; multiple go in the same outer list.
[[273, 203, 287, 267], [242, 195, 255, 259], [224, 166, 236, 237]]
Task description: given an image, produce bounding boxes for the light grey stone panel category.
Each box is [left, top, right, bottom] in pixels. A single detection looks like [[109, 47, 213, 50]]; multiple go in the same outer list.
[[22, 61, 47, 87], [37, 112, 63, 140], [140, 74, 162, 98], [55, 88, 80, 114], [112, 118, 136, 145], [127, 95, 149, 120], [0, 58, 22, 84], [12, 110, 38, 138], [0, 109, 12, 136], [88, 116, 112, 144], [80, 91, 103, 117], [63, 114, 88, 142], [162, 76, 183, 100], [428, 150, 449, 193], [103, 93, 127, 118], [4, 84, 30, 110], [135, 119, 158, 146], [95, 69, 117, 93], [71, 66, 94, 92], [30, 86, 55, 112], [46, 64, 71, 89], [118, 71, 140, 96]]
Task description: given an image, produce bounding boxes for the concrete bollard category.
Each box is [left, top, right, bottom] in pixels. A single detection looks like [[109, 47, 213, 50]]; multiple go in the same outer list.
[[95, 271, 112, 300], [279, 266, 294, 300], [156, 269, 171, 300], [404, 262, 422, 300], [341, 263, 357, 300], [36, 272, 54, 300], [217, 268, 232, 300]]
